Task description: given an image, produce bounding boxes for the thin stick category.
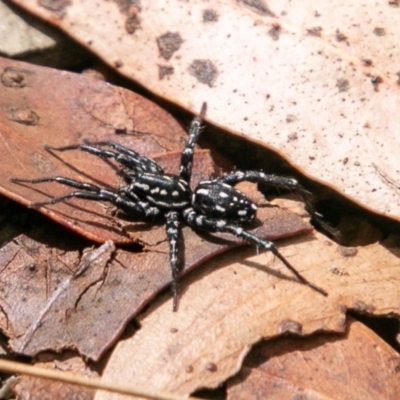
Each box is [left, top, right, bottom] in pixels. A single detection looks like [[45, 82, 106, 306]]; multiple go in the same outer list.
[[0, 358, 200, 400]]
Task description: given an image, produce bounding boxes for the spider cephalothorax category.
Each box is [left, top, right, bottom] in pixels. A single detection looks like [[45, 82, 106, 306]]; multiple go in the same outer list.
[[11, 103, 327, 310]]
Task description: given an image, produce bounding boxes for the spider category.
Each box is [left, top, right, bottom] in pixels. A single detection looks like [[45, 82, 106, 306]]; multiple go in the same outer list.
[[11, 103, 327, 310]]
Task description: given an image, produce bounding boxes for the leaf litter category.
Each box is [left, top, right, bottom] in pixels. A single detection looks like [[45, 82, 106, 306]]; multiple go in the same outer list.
[[226, 318, 400, 399], [96, 227, 400, 398], [0, 57, 317, 361], [8, 0, 400, 221], [0, 51, 398, 397]]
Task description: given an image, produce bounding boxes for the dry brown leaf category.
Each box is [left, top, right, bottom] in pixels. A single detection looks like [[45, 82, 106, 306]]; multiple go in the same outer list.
[[0, 189, 311, 360], [9, 0, 400, 221], [12, 353, 96, 400], [0, 56, 188, 244], [227, 318, 400, 399], [96, 228, 400, 398]]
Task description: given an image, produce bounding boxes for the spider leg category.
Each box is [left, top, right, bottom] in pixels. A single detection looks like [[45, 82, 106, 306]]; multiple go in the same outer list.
[[217, 171, 321, 220], [165, 211, 183, 311], [183, 208, 327, 296], [179, 102, 207, 183], [218, 171, 302, 191], [11, 176, 160, 218], [45, 141, 163, 174]]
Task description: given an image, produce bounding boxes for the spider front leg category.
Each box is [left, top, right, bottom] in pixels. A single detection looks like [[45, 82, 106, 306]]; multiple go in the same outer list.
[[45, 141, 164, 174], [183, 206, 327, 297], [10, 176, 161, 219], [165, 211, 184, 311], [179, 102, 207, 183]]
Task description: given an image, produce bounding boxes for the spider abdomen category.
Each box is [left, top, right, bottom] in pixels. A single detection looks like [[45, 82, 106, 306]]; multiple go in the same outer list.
[[131, 173, 192, 209], [192, 181, 257, 223]]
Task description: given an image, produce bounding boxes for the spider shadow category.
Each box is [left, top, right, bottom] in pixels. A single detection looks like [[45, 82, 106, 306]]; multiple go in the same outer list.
[[187, 227, 319, 291]]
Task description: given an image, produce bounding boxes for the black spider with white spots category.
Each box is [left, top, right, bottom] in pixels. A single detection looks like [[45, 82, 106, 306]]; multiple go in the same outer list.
[[11, 103, 327, 310]]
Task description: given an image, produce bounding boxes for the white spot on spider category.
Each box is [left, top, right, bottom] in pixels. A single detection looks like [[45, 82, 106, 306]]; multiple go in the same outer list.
[[167, 228, 177, 235], [160, 189, 167, 195], [216, 220, 226, 228], [151, 187, 160, 194], [233, 196, 238, 202], [178, 182, 187, 191], [170, 239, 177, 246], [197, 188, 209, 196], [251, 204, 257, 210], [216, 205, 225, 212], [135, 183, 150, 191], [196, 217, 204, 225], [219, 192, 229, 198], [172, 191, 179, 197], [238, 210, 247, 216], [183, 148, 193, 155], [235, 227, 243, 235]]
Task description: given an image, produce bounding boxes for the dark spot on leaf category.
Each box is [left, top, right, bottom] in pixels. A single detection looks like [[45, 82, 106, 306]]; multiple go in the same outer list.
[[125, 12, 141, 34], [202, 9, 218, 22], [114, 0, 141, 14], [371, 75, 383, 91], [205, 362, 218, 372], [307, 27, 322, 37], [362, 59, 373, 67], [268, 23, 281, 40], [27, 264, 36, 272], [170, 327, 178, 333], [1, 67, 30, 88], [185, 365, 194, 373], [9, 108, 39, 126], [114, 60, 123, 68], [38, 0, 71, 16], [371, 75, 382, 85], [337, 246, 357, 257], [335, 29, 348, 43], [373, 27, 386, 36], [287, 132, 298, 141], [286, 114, 296, 123], [278, 319, 302, 334], [336, 78, 349, 92], [188, 59, 218, 86], [157, 32, 183, 61], [389, 0, 399, 6], [343, 157, 349, 164], [239, 0, 275, 16], [158, 65, 174, 80]]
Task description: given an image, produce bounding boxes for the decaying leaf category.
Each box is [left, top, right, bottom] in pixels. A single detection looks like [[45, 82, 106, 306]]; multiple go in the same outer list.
[[0, 185, 311, 360], [8, 0, 400, 222], [0, 56, 188, 244], [12, 352, 96, 400], [227, 318, 400, 399], [96, 227, 400, 397]]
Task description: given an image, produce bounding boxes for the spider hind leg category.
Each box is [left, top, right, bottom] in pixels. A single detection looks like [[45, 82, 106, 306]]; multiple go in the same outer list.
[[183, 207, 327, 297]]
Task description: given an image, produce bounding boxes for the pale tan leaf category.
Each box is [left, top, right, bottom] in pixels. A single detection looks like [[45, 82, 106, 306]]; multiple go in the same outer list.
[[95, 227, 400, 398], [9, 0, 400, 220]]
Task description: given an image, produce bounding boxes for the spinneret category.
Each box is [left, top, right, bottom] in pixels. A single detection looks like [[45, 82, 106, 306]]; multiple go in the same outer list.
[[11, 102, 327, 311]]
